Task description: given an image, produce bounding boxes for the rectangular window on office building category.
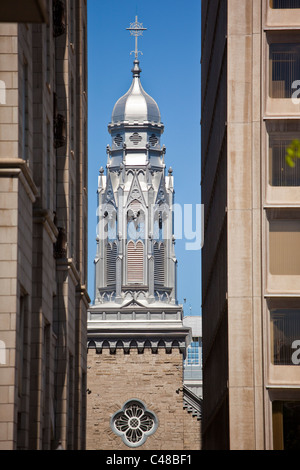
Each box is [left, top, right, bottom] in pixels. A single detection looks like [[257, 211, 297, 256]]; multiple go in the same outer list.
[[187, 338, 200, 366], [273, 401, 300, 450], [269, 43, 300, 98], [270, 308, 300, 365], [269, 219, 300, 275], [267, 120, 300, 186], [270, 0, 300, 8]]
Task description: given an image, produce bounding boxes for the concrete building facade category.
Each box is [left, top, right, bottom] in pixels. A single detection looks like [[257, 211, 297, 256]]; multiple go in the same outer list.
[[0, 0, 89, 450], [201, 0, 300, 450]]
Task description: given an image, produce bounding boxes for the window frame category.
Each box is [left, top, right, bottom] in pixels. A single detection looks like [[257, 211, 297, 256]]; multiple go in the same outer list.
[[266, 32, 300, 105], [267, 123, 300, 187], [269, 42, 300, 99], [270, 308, 300, 365], [270, 0, 300, 9]]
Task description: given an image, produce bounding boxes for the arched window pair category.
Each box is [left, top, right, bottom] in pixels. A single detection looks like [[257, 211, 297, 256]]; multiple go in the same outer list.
[[104, 201, 167, 287]]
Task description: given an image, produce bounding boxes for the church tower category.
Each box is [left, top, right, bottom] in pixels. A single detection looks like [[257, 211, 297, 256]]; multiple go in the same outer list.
[[86, 17, 200, 450]]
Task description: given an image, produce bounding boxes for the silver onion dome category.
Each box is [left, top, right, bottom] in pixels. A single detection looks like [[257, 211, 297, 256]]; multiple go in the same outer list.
[[111, 59, 161, 125]]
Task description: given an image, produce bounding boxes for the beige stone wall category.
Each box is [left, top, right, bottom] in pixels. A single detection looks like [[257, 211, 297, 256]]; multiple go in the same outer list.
[[202, 0, 264, 449], [0, 0, 88, 450], [0, 176, 21, 450], [183, 406, 201, 450], [226, 0, 264, 450], [86, 348, 201, 450], [202, 0, 300, 450]]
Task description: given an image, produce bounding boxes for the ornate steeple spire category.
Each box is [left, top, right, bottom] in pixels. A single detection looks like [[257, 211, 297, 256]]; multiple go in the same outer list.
[[93, 15, 175, 307], [91, 14, 184, 327], [87, 18, 193, 452]]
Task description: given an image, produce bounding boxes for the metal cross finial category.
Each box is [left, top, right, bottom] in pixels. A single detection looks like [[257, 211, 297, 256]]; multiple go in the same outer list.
[[126, 16, 147, 59]]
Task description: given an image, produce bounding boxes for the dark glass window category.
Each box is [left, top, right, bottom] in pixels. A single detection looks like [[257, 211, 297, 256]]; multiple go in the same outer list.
[[270, 43, 300, 98], [273, 402, 300, 450], [271, 0, 300, 8]]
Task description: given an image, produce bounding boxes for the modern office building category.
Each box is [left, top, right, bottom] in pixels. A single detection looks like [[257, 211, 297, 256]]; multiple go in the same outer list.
[[86, 17, 201, 451], [183, 315, 202, 398], [0, 0, 89, 450], [201, 0, 300, 450], [182, 315, 202, 422]]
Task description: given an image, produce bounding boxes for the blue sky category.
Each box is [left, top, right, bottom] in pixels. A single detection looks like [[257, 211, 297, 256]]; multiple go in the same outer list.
[[87, 0, 201, 316]]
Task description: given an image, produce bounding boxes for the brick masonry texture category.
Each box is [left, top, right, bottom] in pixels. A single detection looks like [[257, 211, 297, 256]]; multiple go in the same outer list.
[[86, 348, 201, 450]]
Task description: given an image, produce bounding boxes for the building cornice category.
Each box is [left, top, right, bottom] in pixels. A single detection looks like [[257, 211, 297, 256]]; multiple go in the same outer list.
[[56, 257, 81, 285], [33, 208, 59, 243], [0, 158, 38, 203], [87, 325, 191, 355], [76, 283, 91, 306], [108, 121, 164, 133]]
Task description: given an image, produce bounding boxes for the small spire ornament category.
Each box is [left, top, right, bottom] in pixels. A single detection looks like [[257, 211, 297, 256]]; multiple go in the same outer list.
[[126, 16, 147, 59]]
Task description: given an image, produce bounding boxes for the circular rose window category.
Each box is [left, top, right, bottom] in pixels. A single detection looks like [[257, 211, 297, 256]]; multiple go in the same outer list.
[[111, 400, 158, 447]]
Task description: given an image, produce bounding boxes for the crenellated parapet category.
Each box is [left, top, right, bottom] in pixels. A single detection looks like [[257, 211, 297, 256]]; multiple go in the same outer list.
[[87, 337, 188, 355]]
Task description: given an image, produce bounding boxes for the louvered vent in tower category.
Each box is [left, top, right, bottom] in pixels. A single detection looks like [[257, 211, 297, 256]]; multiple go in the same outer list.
[[127, 240, 144, 284], [154, 242, 165, 285], [129, 132, 142, 145], [107, 242, 117, 285], [114, 134, 123, 146], [149, 134, 158, 147]]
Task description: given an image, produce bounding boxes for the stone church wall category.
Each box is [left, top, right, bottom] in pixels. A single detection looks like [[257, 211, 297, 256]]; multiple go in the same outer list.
[[86, 348, 201, 450]]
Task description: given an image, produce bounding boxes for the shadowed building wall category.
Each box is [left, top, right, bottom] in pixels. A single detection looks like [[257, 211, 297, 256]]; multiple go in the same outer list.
[[0, 0, 89, 450]]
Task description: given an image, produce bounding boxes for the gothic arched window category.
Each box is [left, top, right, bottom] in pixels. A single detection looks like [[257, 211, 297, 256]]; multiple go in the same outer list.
[[153, 210, 163, 241], [104, 203, 117, 242], [127, 201, 145, 242]]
